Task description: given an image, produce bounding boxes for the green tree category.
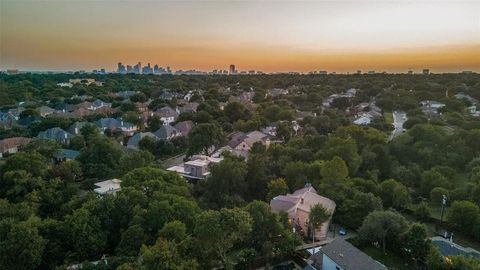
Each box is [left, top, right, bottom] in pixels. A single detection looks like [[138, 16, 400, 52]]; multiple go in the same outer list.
[[378, 179, 411, 210], [415, 202, 431, 222], [187, 123, 223, 156], [276, 121, 293, 142], [78, 135, 123, 179], [203, 158, 248, 209], [224, 101, 247, 122], [2, 151, 48, 178], [426, 246, 445, 270], [64, 207, 107, 260], [140, 238, 198, 270], [447, 200, 479, 236], [358, 210, 408, 253], [320, 156, 349, 184], [195, 208, 252, 270], [119, 150, 155, 175], [0, 218, 46, 270], [402, 223, 431, 266], [266, 178, 289, 201], [116, 225, 146, 257], [147, 115, 162, 132], [308, 204, 330, 242]]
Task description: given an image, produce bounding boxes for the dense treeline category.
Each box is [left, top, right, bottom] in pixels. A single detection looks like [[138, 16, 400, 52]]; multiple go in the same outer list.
[[0, 73, 480, 269]]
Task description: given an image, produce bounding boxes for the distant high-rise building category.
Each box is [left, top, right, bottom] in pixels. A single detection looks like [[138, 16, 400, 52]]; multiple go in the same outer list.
[[368, 70, 375, 74], [142, 63, 153, 74], [166, 66, 172, 74], [319, 70, 328, 75], [423, 69, 430, 75], [133, 62, 141, 74], [117, 62, 126, 73], [126, 65, 133, 73], [229, 64, 236, 75]]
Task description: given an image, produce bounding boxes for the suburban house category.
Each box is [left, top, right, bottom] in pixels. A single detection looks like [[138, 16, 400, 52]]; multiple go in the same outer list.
[[39, 106, 57, 117], [421, 100, 446, 117], [94, 179, 122, 195], [68, 121, 90, 135], [95, 118, 137, 135], [177, 102, 199, 114], [0, 137, 31, 158], [0, 112, 16, 128], [54, 149, 80, 162], [113, 90, 139, 99], [353, 115, 372, 125], [167, 155, 223, 180], [222, 130, 271, 157], [154, 125, 180, 140], [268, 88, 289, 97], [127, 132, 157, 149], [37, 127, 72, 144], [174, 120, 194, 136], [312, 238, 387, 270], [68, 78, 103, 86], [154, 106, 178, 125], [92, 99, 112, 110], [270, 184, 336, 240]]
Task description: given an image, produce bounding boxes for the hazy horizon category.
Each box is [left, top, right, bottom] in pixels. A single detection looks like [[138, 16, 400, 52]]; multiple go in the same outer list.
[[1, 0, 479, 72]]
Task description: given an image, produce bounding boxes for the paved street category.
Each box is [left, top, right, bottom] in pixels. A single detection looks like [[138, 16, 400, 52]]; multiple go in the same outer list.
[[389, 111, 407, 140]]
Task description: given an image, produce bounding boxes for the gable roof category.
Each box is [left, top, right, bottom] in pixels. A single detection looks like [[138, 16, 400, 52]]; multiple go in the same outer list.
[[317, 238, 387, 270], [37, 127, 72, 141], [154, 125, 178, 139], [156, 106, 178, 118], [271, 185, 336, 216], [174, 120, 194, 136], [127, 132, 157, 148], [0, 137, 31, 153]]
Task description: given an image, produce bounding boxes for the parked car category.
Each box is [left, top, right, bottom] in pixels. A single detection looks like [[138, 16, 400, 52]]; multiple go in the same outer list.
[[339, 227, 347, 236]]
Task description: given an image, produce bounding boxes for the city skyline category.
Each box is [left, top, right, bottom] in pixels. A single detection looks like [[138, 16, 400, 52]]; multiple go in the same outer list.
[[1, 1, 479, 72]]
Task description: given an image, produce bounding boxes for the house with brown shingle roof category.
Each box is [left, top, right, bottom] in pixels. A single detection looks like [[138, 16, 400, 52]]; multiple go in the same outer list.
[[0, 137, 31, 158], [270, 184, 336, 240]]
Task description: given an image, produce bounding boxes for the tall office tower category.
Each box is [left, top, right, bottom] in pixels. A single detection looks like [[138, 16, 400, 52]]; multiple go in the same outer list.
[[154, 64, 159, 74], [229, 64, 236, 74], [133, 62, 141, 74], [166, 66, 171, 74], [126, 65, 133, 73], [117, 62, 126, 73], [423, 69, 430, 75]]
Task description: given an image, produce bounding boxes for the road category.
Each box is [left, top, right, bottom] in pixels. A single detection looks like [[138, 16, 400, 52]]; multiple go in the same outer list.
[[389, 111, 407, 140]]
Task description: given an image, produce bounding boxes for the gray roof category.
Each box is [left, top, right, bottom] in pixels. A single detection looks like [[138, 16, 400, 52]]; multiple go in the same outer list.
[[127, 132, 157, 148], [55, 149, 80, 160], [154, 125, 178, 139], [95, 118, 134, 129], [316, 238, 386, 270], [68, 121, 90, 134], [37, 127, 72, 141], [227, 132, 247, 148], [174, 120, 194, 135]]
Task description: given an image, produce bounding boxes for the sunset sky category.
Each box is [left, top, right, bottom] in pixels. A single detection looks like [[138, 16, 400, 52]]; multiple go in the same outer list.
[[1, 0, 479, 73]]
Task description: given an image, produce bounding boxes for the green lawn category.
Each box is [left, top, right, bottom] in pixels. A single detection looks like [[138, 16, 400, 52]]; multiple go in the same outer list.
[[360, 246, 412, 270], [384, 111, 393, 124]]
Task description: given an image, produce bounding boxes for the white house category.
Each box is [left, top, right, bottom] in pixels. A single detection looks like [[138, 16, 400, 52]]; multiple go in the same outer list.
[[94, 179, 122, 195]]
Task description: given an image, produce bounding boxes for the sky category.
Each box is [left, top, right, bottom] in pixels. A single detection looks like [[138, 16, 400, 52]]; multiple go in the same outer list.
[[1, 0, 479, 73]]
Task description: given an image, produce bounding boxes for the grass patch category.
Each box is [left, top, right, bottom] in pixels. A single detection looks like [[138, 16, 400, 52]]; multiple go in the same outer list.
[[384, 111, 393, 124], [360, 246, 412, 270]]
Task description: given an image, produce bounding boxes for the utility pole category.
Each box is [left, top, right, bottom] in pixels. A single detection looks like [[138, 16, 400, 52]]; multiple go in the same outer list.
[[440, 194, 447, 226]]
